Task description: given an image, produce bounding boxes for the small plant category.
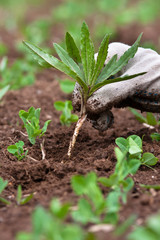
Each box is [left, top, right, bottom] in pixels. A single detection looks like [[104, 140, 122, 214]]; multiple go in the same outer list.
[[19, 106, 51, 160], [71, 146, 138, 226], [7, 141, 28, 161], [150, 132, 160, 141], [54, 100, 78, 126], [16, 185, 33, 205], [19, 106, 51, 145], [23, 22, 145, 157], [0, 57, 35, 90], [16, 198, 89, 240], [0, 177, 10, 205], [128, 212, 160, 240], [129, 108, 160, 126], [115, 135, 158, 168]]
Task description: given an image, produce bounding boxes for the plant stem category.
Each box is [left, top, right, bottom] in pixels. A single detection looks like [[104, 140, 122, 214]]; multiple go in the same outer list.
[[67, 114, 87, 158]]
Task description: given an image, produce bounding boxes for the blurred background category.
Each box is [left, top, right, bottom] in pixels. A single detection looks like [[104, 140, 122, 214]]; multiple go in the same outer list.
[[0, 0, 159, 90]]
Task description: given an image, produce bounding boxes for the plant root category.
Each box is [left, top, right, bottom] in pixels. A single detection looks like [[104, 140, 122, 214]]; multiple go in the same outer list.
[[67, 114, 87, 158], [40, 138, 46, 160]]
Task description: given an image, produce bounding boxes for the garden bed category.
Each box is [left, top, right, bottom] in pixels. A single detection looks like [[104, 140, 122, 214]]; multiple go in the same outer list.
[[0, 0, 160, 239], [0, 67, 160, 240]]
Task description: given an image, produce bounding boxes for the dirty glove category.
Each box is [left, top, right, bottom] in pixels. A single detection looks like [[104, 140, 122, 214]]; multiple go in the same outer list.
[[73, 43, 160, 131]]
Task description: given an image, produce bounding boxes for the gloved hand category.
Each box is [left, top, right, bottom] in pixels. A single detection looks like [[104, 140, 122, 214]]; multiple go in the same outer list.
[[72, 43, 160, 131]]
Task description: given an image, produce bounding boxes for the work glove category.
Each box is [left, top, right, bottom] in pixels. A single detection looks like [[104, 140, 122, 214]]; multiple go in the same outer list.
[[72, 43, 160, 131]]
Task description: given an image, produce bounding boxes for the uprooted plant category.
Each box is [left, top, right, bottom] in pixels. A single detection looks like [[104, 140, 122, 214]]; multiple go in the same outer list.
[[23, 22, 145, 157]]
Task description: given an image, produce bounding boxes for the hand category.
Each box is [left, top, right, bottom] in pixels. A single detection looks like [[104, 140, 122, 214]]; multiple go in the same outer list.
[[72, 43, 160, 130]]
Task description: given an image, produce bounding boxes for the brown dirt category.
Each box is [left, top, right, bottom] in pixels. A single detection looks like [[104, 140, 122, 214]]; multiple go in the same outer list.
[[0, 1, 160, 240], [0, 67, 160, 240]]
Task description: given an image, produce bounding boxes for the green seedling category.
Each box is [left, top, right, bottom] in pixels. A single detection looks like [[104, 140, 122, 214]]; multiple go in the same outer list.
[[128, 212, 160, 240], [150, 132, 160, 142], [54, 100, 78, 126], [16, 198, 89, 240], [16, 185, 33, 205], [0, 177, 10, 205], [59, 79, 75, 94], [129, 108, 160, 126], [115, 135, 158, 168], [7, 141, 28, 161], [0, 57, 35, 90], [23, 22, 145, 157], [72, 149, 136, 226], [19, 107, 51, 145]]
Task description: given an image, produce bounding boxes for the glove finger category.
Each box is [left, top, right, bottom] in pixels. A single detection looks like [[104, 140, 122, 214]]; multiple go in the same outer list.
[[72, 82, 81, 112]]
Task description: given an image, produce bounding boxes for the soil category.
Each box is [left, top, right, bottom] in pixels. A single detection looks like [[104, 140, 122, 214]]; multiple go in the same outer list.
[[0, 1, 160, 240]]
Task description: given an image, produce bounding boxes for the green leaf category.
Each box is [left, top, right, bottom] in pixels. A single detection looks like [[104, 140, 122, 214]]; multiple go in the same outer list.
[[54, 101, 65, 111], [115, 137, 128, 152], [89, 73, 146, 96], [23, 41, 88, 93], [7, 145, 18, 154], [142, 152, 158, 166], [20, 193, 33, 205], [41, 120, 51, 135], [0, 177, 8, 194], [128, 137, 142, 155], [96, 54, 118, 84], [0, 197, 10, 205], [80, 22, 95, 84], [150, 133, 160, 141], [111, 34, 143, 79], [72, 198, 99, 224], [127, 135, 142, 149], [129, 107, 147, 123], [146, 112, 157, 126], [91, 34, 110, 85], [54, 43, 84, 81], [71, 175, 87, 195], [140, 184, 160, 190], [70, 114, 79, 122], [17, 185, 22, 205], [59, 79, 75, 93], [50, 198, 70, 219], [65, 32, 81, 64], [128, 159, 141, 174]]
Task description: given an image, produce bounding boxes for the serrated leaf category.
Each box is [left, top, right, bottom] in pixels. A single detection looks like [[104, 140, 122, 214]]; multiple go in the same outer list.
[[96, 54, 118, 83], [80, 22, 95, 84], [65, 32, 81, 64], [97, 33, 144, 84], [54, 43, 84, 81], [89, 72, 146, 96], [23, 41, 88, 93], [91, 34, 110, 85]]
